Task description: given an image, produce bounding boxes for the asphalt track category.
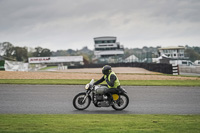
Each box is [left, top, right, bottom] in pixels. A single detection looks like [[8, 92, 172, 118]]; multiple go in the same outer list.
[[0, 84, 200, 114]]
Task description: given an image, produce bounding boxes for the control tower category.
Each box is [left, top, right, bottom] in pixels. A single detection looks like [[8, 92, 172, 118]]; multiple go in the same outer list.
[[94, 36, 124, 58]]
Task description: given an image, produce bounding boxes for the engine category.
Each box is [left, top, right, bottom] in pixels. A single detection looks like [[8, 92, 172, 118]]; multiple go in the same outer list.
[[94, 85, 110, 107], [94, 94, 110, 107], [96, 94, 103, 101]]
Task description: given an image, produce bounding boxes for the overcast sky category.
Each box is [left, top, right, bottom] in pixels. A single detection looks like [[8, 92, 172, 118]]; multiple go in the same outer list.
[[0, 0, 200, 51]]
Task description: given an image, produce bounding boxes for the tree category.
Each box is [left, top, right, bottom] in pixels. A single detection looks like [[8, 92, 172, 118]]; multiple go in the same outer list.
[[40, 48, 52, 57], [33, 47, 43, 57], [13, 46, 28, 62], [193, 47, 200, 54], [66, 49, 76, 55], [27, 47, 35, 57], [0, 42, 15, 60], [32, 47, 52, 57], [185, 48, 200, 62]]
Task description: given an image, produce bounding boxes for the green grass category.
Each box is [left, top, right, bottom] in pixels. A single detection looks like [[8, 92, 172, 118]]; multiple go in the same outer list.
[[0, 114, 199, 133], [0, 79, 200, 86]]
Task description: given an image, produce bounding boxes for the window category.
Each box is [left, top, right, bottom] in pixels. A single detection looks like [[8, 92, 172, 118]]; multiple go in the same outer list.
[[99, 45, 107, 47], [174, 54, 176, 57], [163, 50, 167, 53], [95, 41, 103, 44], [182, 61, 187, 64], [179, 54, 183, 57], [95, 47, 118, 51]]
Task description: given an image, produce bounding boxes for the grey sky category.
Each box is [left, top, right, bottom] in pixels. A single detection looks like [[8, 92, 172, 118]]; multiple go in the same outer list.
[[0, 0, 200, 51]]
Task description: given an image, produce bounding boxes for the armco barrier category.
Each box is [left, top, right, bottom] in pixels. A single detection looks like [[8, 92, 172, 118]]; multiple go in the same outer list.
[[68, 63, 173, 74]]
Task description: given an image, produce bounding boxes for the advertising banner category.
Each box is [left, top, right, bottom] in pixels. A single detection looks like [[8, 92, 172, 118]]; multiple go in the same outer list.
[[5, 60, 29, 71], [28, 56, 83, 64]]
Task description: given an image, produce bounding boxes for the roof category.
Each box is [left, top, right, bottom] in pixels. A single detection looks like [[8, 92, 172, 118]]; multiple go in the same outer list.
[[94, 36, 116, 41], [158, 46, 185, 50], [126, 55, 138, 60]]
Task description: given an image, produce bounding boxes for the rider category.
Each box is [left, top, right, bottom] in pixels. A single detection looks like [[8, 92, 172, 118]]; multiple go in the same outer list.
[[94, 65, 121, 105]]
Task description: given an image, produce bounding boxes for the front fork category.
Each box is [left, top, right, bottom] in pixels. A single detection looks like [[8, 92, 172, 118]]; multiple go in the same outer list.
[[82, 90, 91, 103]]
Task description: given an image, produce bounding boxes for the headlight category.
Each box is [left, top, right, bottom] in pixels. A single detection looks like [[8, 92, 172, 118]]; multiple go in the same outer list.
[[85, 84, 90, 90]]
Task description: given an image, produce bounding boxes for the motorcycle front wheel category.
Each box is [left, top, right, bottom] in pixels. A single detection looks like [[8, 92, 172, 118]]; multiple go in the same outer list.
[[73, 92, 91, 110], [112, 94, 129, 111]]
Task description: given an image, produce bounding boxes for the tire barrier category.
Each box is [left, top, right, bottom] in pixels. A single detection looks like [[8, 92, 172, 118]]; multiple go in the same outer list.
[[172, 65, 179, 75]]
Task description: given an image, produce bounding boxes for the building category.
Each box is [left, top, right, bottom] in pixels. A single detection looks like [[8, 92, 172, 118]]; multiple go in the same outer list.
[[158, 46, 192, 65], [93, 36, 124, 63], [158, 46, 185, 59]]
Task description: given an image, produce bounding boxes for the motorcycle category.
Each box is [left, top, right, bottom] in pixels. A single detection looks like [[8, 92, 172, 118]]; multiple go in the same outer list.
[[73, 79, 129, 111]]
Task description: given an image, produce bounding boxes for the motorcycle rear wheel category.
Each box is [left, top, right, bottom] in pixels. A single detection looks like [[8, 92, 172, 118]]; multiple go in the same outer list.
[[112, 94, 129, 111], [73, 92, 91, 110]]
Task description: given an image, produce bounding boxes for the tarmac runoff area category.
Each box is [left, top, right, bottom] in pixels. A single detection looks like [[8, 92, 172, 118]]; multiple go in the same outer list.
[[0, 84, 200, 114]]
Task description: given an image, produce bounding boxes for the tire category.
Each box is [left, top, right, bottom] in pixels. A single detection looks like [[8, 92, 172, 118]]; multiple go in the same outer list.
[[112, 94, 129, 111], [73, 92, 91, 110]]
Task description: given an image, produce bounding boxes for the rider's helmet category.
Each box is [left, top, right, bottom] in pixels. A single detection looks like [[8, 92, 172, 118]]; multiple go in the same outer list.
[[102, 65, 112, 75]]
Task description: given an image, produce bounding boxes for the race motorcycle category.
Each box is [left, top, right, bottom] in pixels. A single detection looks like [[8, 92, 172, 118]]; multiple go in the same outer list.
[[73, 79, 129, 110]]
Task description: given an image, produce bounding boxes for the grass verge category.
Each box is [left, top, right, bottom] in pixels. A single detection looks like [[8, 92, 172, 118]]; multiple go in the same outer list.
[[0, 79, 200, 86], [0, 114, 199, 133]]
